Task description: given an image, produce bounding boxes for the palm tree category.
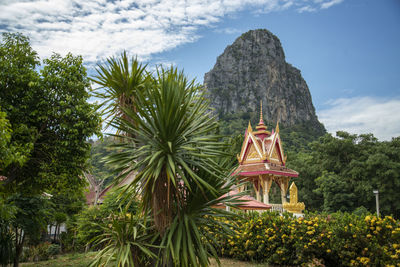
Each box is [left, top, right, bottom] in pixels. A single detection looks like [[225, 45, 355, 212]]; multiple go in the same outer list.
[[91, 51, 149, 132], [106, 66, 241, 266]]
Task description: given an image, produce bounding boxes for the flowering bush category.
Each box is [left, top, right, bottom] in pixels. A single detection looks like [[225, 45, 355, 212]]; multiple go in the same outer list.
[[205, 212, 400, 266]]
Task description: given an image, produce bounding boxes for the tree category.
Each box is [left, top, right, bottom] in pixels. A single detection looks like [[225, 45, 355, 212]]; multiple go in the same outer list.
[[289, 131, 400, 217], [100, 66, 239, 266], [0, 33, 101, 193], [8, 194, 51, 267], [0, 108, 13, 169], [314, 171, 356, 212], [0, 193, 17, 266], [0, 33, 101, 266], [91, 51, 149, 131]]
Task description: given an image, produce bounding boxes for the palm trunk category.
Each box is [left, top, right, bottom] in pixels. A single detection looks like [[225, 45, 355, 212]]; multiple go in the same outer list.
[[151, 173, 172, 236]]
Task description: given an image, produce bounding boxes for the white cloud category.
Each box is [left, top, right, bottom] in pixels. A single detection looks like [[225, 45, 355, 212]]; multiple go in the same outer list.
[[320, 0, 344, 9], [0, 0, 345, 63], [318, 97, 400, 141], [214, 27, 243, 35], [297, 5, 317, 13]]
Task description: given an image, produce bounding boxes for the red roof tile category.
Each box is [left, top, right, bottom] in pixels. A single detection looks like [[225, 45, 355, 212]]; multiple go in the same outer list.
[[214, 190, 271, 210]]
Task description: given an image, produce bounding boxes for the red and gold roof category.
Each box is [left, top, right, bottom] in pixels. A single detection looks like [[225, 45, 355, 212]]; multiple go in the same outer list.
[[234, 102, 298, 178]]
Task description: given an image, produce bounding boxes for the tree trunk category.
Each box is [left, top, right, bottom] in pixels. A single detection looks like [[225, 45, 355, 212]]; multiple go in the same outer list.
[[54, 224, 59, 242], [14, 228, 25, 267], [49, 224, 53, 241], [152, 174, 172, 236]]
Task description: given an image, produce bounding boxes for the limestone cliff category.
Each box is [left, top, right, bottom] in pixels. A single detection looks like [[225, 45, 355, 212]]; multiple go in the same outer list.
[[204, 29, 325, 136]]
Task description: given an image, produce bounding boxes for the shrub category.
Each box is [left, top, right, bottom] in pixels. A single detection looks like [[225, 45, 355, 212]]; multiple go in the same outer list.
[[47, 244, 61, 256], [25, 242, 51, 262], [208, 212, 400, 266], [73, 187, 140, 251]]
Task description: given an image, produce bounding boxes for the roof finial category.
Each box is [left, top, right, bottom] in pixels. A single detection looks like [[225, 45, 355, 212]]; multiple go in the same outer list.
[[247, 121, 253, 133], [276, 120, 280, 133], [259, 100, 264, 125]]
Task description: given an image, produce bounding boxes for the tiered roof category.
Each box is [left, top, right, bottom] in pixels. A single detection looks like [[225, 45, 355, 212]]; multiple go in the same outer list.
[[234, 102, 298, 178]]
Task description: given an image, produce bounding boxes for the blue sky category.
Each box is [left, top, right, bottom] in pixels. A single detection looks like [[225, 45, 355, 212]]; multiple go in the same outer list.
[[1, 0, 399, 140]]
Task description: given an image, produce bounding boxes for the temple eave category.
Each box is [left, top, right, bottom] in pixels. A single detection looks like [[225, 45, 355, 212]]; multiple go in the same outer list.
[[238, 170, 298, 177]]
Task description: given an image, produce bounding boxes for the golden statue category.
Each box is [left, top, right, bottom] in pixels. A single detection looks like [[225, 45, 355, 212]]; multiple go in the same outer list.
[[283, 182, 305, 214]]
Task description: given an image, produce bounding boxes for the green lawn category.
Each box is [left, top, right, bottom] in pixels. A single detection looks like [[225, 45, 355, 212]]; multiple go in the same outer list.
[[21, 252, 269, 267], [21, 252, 100, 267]]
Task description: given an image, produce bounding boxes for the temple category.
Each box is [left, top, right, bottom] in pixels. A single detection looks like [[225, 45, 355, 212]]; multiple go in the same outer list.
[[233, 101, 304, 214]]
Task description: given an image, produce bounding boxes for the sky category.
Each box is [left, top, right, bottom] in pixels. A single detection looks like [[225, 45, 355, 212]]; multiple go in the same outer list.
[[0, 0, 399, 140]]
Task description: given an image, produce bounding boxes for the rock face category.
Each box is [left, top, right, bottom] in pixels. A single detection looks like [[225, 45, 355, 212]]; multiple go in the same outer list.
[[204, 29, 324, 132]]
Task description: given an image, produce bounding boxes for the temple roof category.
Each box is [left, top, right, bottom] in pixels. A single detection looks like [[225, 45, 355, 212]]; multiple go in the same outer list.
[[213, 190, 272, 210], [234, 162, 298, 177], [234, 101, 298, 178]]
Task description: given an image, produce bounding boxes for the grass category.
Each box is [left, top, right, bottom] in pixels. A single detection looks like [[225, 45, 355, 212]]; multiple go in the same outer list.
[[21, 252, 101, 267], [21, 252, 270, 267]]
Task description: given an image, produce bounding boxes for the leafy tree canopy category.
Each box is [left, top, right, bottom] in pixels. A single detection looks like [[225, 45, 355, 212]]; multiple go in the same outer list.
[[288, 132, 400, 217], [0, 32, 101, 195], [0, 32, 101, 266]]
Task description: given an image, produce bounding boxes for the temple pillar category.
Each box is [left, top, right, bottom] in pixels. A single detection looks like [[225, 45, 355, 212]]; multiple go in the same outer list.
[[263, 176, 272, 204], [253, 178, 261, 202]]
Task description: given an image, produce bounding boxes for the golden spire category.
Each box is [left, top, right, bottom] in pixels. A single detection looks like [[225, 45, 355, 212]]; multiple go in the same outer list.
[[255, 100, 269, 133], [247, 121, 253, 133], [275, 121, 280, 133]]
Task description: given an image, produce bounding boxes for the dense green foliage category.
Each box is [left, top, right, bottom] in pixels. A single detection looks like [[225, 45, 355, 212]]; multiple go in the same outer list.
[[288, 132, 400, 217], [62, 187, 139, 252], [89, 212, 158, 267], [0, 32, 101, 194], [0, 32, 101, 266], [209, 211, 400, 266], [0, 195, 16, 266]]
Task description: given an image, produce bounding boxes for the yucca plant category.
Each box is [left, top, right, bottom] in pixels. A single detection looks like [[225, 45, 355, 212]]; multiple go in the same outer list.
[[105, 66, 243, 266], [89, 210, 159, 267], [91, 51, 150, 131]]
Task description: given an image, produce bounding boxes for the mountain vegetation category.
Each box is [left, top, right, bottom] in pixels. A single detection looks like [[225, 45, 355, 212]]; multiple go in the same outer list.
[[288, 131, 400, 217]]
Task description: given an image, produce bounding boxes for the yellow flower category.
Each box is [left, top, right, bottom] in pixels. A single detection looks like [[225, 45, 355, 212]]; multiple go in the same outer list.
[[326, 249, 331, 253], [359, 257, 370, 265], [367, 234, 372, 238]]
